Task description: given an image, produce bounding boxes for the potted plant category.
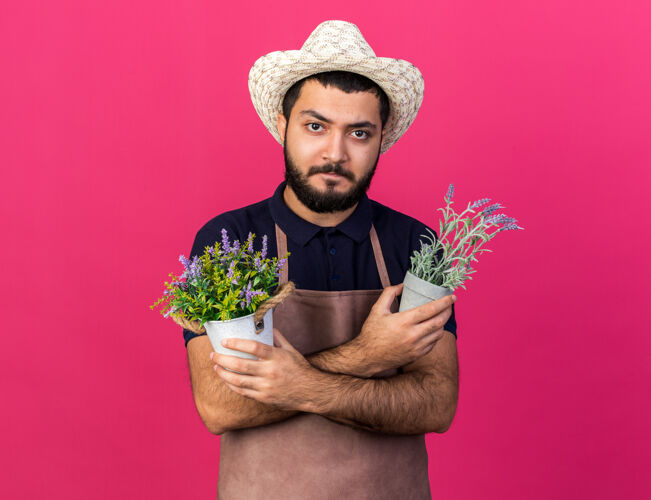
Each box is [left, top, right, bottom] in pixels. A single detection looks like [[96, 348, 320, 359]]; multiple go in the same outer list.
[[400, 184, 524, 312], [151, 229, 294, 359]]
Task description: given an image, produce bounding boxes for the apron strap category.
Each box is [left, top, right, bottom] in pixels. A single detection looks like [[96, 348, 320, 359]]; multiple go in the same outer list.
[[275, 223, 290, 285], [369, 224, 391, 289], [274, 223, 392, 289]]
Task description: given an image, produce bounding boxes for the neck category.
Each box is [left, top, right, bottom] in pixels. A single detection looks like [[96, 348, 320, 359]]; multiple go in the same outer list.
[[283, 185, 358, 227]]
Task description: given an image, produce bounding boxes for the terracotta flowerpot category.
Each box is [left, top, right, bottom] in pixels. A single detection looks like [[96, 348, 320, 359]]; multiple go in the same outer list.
[[203, 308, 273, 360], [399, 271, 453, 312]]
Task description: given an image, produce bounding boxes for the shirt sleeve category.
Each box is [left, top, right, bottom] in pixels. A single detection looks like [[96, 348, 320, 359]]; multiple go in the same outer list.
[[409, 221, 458, 340]]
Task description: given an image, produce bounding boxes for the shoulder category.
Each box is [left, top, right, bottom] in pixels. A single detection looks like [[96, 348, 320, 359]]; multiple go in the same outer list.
[[189, 197, 274, 257], [368, 199, 437, 254]]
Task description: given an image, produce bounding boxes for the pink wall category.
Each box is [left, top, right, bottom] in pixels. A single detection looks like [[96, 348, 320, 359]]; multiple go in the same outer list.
[[2, 1, 649, 498]]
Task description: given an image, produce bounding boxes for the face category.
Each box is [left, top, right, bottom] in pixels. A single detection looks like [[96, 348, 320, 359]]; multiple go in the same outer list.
[[277, 79, 385, 213]]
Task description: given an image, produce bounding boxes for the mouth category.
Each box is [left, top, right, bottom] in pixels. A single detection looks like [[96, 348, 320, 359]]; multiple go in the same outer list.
[[318, 172, 346, 180]]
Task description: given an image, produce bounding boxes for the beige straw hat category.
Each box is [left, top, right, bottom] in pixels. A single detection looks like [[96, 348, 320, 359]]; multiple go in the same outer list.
[[248, 20, 425, 154]]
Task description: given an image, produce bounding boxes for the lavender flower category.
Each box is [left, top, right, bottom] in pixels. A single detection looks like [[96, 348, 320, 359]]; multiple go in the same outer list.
[[275, 257, 287, 275], [231, 240, 241, 254], [445, 183, 455, 202], [408, 184, 523, 291], [261, 235, 268, 259], [179, 254, 190, 270], [188, 255, 202, 280], [226, 261, 236, 280], [498, 223, 524, 232], [221, 228, 231, 253], [469, 198, 491, 209], [485, 213, 509, 225], [245, 232, 254, 254], [481, 203, 504, 217], [239, 280, 265, 307]]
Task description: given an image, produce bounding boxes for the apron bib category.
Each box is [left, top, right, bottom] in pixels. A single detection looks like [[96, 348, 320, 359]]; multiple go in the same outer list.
[[217, 223, 430, 500]]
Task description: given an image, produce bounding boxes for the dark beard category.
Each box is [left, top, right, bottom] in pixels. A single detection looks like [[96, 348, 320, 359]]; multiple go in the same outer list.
[[283, 141, 380, 214]]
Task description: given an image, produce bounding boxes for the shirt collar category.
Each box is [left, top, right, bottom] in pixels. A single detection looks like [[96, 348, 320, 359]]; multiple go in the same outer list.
[[268, 180, 373, 246]]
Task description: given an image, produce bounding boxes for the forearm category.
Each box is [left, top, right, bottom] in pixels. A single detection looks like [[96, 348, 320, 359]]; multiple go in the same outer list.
[[199, 337, 373, 433], [306, 336, 374, 378], [189, 338, 298, 434], [201, 377, 299, 434], [303, 368, 456, 435]]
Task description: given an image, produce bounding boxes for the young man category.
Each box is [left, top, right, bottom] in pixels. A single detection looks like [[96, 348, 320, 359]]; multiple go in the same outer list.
[[184, 20, 458, 500]]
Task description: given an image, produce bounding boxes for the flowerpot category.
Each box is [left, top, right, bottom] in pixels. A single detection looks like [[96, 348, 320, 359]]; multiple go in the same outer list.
[[203, 308, 274, 360], [399, 270, 453, 312]]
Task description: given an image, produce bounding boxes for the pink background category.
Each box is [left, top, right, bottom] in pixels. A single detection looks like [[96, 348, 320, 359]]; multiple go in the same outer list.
[[2, 1, 649, 498]]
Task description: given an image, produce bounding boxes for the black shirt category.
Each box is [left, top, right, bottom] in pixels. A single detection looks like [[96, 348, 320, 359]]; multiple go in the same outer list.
[[183, 180, 457, 346]]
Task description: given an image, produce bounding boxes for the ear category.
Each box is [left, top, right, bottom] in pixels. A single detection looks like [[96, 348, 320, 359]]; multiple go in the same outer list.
[[380, 127, 387, 150], [277, 113, 287, 146]]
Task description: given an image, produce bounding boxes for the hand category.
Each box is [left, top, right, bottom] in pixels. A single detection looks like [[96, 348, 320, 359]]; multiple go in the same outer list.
[[210, 328, 321, 411], [355, 283, 456, 374]]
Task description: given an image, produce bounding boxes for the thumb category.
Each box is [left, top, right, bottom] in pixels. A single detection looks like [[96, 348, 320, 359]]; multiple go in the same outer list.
[[273, 328, 299, 353], [373, 283, 404, 314]]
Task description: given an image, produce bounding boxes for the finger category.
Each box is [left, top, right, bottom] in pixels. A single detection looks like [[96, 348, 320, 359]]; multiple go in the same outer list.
[[221, 338, 273, 359], [214, 363, 258, 390], [273, 328, 299, 353], [415, 329, 444, 350], [223, 380, 258, 399], [373, 283, 404, 314], [413, 309, 450, 337], [212, 353, 263, 376], [404, 294, 456, 324]]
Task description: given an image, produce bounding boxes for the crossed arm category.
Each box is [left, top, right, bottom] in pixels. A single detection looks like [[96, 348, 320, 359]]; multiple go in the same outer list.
[[187, 323, 458, 436], [188, 287, 458, 434]]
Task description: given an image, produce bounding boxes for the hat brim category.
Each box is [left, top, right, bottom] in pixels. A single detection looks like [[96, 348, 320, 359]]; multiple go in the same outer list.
[[248, 50, 424, 154]]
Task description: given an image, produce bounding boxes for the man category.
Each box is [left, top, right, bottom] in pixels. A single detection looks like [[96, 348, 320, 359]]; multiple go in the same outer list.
[[183, 20, 458, 499]]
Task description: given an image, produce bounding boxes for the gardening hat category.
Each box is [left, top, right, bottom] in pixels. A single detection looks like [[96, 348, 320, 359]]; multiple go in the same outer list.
[[248, 20, 425, 154]]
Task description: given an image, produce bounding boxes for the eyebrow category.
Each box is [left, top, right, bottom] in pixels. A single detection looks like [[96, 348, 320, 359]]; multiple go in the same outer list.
[[298, 109, 378, 131]]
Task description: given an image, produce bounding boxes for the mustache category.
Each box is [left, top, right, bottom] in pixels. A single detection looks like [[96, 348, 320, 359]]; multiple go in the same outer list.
[[308, 163, 354, 180]]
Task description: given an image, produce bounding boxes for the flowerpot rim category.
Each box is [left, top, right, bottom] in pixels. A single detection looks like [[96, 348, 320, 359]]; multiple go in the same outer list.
[[202, 308, 271, 327], [404, 270, 451, 291]]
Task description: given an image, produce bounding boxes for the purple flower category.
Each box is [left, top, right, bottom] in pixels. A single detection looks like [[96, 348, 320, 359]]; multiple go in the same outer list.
[[226, 261, 236, 279], [482, 203, 504, 217], [207, 246, 215, 256], [485, 213, 508, 225], [221, 228, 231, 253], [245, 232, 254, 254], [261, 235, 268, 259], [188, 255, 203, 280], [178, 254, 190, 270], [445, 183, 455, 202], [238, 280, 265, 307], [469, 198, 491, 209], [231, 240, 240, 254], [498, 223, 524, 232], [275, 257, 287, 275]]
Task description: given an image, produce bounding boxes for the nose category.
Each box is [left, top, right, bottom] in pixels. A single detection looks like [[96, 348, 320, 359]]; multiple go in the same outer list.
[[322, 131, 348, 164]]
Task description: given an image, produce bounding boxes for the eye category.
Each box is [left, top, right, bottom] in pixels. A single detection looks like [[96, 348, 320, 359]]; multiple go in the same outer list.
[[307, 123, 323, 132], [352, 130, 369, 139]]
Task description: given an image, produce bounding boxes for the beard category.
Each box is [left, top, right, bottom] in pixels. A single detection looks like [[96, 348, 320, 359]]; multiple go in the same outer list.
[[283, 138, 381, 214]]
